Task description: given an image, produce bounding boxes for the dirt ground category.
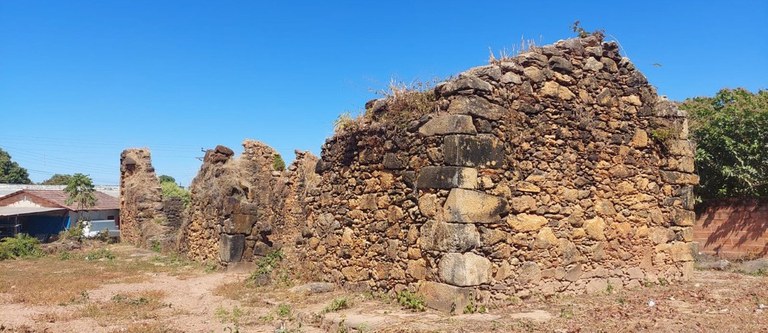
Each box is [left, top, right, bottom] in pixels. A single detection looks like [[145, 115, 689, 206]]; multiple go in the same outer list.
[[1, 244, 767, 333]]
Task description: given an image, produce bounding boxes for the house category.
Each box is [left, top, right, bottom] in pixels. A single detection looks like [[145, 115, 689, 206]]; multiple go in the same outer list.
[[0, 189, 119, 241]]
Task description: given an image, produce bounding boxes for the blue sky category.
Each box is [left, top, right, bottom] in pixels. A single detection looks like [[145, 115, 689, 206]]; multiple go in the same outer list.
[[1, 1, 766, 186]]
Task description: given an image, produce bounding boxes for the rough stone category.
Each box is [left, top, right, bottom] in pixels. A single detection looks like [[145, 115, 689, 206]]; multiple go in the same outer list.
[[438, 75, 493, 95], [443, 135, 504, 168], [419, 220, 480, 252], [510, 195, 537, 213], [548, 56, 573, 73], [584, 57, 604, 71], [672, 208, 696, 227], [416, 166, 478, 189], [407, 259, 427, 280], [341, 266, 370, 282], [220, 234, 245, 262], [418, 114, 477, 136], [447, 96, 506, 121], [670, 242, 694, 262], [630, 129, 649, 148], [517, 262, 542, 285], [541, 81, 575, 100], [584, 217, 606, 241], [534, 227, 558, 249], [417, 281, 472, 313], [443, 188, 508, 223], [508, 213, 548, 232], [438, 252, 492, 286]]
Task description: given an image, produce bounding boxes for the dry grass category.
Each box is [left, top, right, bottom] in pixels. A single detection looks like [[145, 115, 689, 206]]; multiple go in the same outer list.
[[75, 290, 170, 325], [0, 244, 202, 306], [488, 35, 541, 63], [109, 322, 184, 333]]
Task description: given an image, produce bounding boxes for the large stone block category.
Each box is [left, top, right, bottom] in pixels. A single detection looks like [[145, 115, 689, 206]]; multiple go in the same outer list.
[[417, 281, 472, 313], [228, 204, 258, 234], [418, 114, 477, 136], [667, 140, 695, 157], [437, 75, 493, 96], [443, 188, 507, 223], [447, 96, 506, 121], [438, 252, 492, 286], [418, 220, 480, 252], [443, 135, 504, 168], [220, 234, 245, 262], [660, 171, 700, 185], [416, 166, 477, 189]]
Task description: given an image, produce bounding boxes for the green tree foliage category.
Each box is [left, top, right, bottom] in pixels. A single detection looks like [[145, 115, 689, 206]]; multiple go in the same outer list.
[[41, 173, 73, 185], [0, 148, 32, 184], [272, 154, 285, 171], [680, 88, 768, 200], [158, 175, 176, 184], [64, 173, 98, 210], [159, 176, 190, 206]]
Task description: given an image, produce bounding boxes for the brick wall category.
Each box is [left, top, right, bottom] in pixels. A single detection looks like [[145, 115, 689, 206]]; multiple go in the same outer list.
[[694, 199, 768, 259]]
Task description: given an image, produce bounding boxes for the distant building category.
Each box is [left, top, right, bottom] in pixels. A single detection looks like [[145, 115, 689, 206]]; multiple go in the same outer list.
[[0, 189, 119, 241], [0, 184, 120, 198]]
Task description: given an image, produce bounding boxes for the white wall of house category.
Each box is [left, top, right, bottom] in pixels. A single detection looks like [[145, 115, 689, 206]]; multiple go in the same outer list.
[[67, 209, 119, 224], [6, 198, 42, 208]]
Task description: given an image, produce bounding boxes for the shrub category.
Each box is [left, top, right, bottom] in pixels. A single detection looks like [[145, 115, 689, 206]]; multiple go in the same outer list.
[[0, 234, 43, 260], [367, 79, 438, 128], [160, 181, 191, 206], [273, 154, 286, 171], [85, 248, 115, 261], [61, 220, 85, 242], [323, 297, 350, 313], [276, 303, 291, 318], [333, 112, 360, 133], [246, 249, 285, 286], [396, 290, 426, 312]]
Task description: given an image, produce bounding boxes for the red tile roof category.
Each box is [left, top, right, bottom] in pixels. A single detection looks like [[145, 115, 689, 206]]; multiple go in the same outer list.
[[0, 189, 119, 211]]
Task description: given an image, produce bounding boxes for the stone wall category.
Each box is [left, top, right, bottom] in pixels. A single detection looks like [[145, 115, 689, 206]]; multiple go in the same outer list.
[[298, 35, 698, 310], [119, 149, 173, 248], [694, 199, 768, 259], [177, 142, 318, 265]]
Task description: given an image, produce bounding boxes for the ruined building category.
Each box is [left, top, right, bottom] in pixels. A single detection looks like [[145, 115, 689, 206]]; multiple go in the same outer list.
[[120, 35, 697, 311]]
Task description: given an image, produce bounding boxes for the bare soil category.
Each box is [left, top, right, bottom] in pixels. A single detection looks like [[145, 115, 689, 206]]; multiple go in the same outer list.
[[1, 244, 766, 332]]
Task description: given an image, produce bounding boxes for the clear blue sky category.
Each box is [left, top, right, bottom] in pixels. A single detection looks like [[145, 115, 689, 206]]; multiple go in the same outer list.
[[1, 1, 766, 186]]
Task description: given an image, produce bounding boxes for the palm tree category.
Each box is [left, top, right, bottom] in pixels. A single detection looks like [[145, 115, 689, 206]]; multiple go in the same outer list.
[[64, 173, 98, 221]]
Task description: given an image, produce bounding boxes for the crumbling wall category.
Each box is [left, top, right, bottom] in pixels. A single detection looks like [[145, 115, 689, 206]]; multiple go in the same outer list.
[[299, 35, 698, 310], [119, 149, 174, 248], [177, 142, 319, 265]]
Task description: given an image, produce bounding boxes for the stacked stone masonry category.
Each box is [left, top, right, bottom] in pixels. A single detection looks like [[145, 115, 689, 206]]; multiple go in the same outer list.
[[299, 36, 698, 311], [176, 142, 319, 269], [120, 36, 698, 312], [119, 149, 175, 249]]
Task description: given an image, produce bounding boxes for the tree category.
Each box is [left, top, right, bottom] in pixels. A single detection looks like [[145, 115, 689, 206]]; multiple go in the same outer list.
[[64, 173, 98, 212], [41, 174, 73, 185], [680, 88, 768, 200], [160, 181, 191, 206], [158, 175, 176, 184], [0, 148, 32, 184]]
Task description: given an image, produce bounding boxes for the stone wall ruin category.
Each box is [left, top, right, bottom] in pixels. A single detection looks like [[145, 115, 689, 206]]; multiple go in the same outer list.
[[176, 142, 319, 268], [299, 35, 698, 310], [120, 35, 698, 311], [119, 149, 176, 249]]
